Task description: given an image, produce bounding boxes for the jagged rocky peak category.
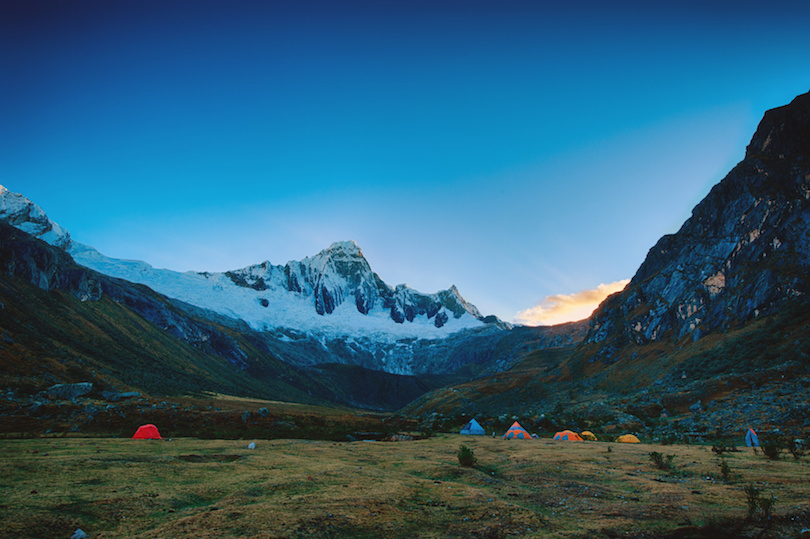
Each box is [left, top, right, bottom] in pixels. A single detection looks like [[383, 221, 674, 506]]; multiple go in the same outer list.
[[746, 91, 810, 161], [583, 89, 810, 361], [0, 183, 493, 336]]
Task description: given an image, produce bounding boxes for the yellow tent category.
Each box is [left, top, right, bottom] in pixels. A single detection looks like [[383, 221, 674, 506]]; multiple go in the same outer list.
[[615, 434, 641, 443], [581, 431, 598, 441]]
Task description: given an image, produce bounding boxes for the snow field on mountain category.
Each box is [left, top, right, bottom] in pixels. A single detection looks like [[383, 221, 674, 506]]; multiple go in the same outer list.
[[68, 242, 482, 341], [1, 185, 485, 342]]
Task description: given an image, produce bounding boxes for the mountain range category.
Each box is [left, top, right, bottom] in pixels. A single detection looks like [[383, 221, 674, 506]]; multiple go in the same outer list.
[[1, 90, 809, 436], [0, 185, 529, 377], [0, 183, 583, 414]]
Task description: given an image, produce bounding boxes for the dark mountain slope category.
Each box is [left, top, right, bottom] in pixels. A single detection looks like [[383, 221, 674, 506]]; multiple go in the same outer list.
[[571, 90, 810, 381], [0, 222, 436, 411], [403, 91, 810, 436]]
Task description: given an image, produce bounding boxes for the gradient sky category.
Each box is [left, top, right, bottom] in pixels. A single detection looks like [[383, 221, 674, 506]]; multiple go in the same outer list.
[[2, 1, 810, 324]]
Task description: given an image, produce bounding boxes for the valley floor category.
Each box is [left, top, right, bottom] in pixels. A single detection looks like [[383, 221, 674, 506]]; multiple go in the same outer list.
[[2, 435, 809, 538]]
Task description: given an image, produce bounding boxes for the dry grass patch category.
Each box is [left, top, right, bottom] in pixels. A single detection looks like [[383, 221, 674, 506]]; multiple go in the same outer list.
[[1, 436, 808, 537]]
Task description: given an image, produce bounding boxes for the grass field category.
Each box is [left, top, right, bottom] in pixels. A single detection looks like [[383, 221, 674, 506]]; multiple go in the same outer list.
[[2, 435, 809, 538]]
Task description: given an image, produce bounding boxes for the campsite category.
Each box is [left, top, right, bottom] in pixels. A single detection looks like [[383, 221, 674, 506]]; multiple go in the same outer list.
[[3, 428, 809, 538]]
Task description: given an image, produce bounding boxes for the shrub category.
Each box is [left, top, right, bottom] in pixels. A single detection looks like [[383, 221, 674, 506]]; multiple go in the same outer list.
[[744, 483, 759, 519], [719, 458, 731, 482], [457, 444, 475, 467], [711, 441, 738, 455], [744, 483, 776, 521], [649, 451, 675, 471], [760, 435, 783, 460], [786, 438, 806, 460], [759, 493, 776, 521], [660, 434, 678, 446]]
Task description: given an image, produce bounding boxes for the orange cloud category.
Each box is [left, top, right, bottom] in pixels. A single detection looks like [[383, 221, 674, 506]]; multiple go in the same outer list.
[[514, 279, 630, 326]]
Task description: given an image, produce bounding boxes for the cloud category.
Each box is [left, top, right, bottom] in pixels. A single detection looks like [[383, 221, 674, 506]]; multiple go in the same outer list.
[[514, 279, 630, 326]]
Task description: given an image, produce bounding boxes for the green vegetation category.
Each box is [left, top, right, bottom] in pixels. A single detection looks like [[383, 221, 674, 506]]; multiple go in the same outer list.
[[745, 483, 776, 522], [648, 451, 675, 471], [456, 444, 475, 467], [760, 434, 784, 460], [719, 458, 731, 482], [787, 438, 806, 460]]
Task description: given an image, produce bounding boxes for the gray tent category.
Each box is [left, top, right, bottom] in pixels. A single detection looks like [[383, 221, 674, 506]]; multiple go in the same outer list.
[[460, 418, 486, 436]]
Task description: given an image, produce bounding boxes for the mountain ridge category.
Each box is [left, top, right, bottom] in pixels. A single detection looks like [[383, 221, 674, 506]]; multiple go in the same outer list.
[[0, 186, 497, 346], [402, 90, 810, 437]]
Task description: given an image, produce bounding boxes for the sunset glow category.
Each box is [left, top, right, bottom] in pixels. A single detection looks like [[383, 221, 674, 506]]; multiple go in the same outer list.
[[515, 279, 631, 326]]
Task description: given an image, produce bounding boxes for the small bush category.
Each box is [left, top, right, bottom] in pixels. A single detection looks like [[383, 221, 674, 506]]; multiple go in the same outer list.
[[649, 451, 675, 471], [744, 483, 776, 521], [760, 435, 783, 460], [660, 434, 678, 446], [719, 458, 731, 482], [759, 493, 776, 521], [744, 483, 759, 518], [457, 444, 475, 467], [711, 441, 739, 455], [786, 438, 806, 460]]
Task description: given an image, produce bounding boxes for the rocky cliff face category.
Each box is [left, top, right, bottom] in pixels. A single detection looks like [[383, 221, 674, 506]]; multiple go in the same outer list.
[[227, 240, 483, 328], [584, 91, 810, 363]]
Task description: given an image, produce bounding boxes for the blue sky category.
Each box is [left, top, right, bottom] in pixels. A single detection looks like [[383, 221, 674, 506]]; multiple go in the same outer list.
[[2, 1, 810, 324]]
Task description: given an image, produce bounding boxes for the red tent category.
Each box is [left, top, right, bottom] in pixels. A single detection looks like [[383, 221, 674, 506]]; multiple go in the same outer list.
[[132, 424, 162, 440]]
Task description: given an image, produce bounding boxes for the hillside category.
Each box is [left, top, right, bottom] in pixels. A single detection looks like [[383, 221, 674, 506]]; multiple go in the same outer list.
[[404, 91, 810, 438], [0, 222, 450, 417], [0, 219, 585, 431]]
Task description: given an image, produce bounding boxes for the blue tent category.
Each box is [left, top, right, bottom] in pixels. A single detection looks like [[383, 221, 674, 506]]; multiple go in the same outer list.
[[745, 428, 760, 447], [460, 418, 486, 436]]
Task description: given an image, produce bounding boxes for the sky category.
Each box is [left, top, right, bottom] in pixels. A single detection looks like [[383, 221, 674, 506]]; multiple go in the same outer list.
[[2, 1, 810, 325]]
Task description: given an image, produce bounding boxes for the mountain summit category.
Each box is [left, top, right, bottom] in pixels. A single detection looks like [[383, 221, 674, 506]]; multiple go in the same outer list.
[[579, 90, 810, 365], [0, 186, 488, 345]]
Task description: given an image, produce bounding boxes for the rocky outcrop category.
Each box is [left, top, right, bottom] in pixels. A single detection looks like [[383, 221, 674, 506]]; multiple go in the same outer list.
[[583, 90, 810, 362], [0, 222, 102, 301], [44, 382, 93, 400]]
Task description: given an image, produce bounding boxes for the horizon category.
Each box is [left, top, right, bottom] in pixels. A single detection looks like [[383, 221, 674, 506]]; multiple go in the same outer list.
[[2, 1, 810, 324]]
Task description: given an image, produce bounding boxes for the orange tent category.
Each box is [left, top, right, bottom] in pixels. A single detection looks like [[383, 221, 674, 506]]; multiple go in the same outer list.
[[502, 421, 532, 439], [553, 430, 583, 441], [132, 424, 162, 440], [615, 434, 641, 443]]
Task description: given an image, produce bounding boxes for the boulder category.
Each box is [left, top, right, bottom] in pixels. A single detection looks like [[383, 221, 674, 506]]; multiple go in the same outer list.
[[101, 391, 140, 402], [45, 383, 92, 400]]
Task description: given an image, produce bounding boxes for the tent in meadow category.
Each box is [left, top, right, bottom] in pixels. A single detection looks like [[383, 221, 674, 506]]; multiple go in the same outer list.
[[460, 418, 486, 436], [132, 424, 162, 440], [745, 428, 760, 447], [581, 431, 598, 441], [615, 434, 640, 443], [502, 421, 532, 439], [553, 430, 583, 441]]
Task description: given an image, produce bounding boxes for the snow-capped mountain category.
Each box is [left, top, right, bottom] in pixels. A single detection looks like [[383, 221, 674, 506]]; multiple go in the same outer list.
[[0, 186, 72, 249], [0, 185, 488, 344]]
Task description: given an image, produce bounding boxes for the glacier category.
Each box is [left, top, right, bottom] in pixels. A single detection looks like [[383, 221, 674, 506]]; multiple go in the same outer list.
[[0, 185, 486, 343]]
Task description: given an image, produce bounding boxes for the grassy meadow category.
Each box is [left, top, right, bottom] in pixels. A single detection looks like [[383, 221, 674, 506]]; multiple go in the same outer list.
[[2, 434, 809, 538]]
